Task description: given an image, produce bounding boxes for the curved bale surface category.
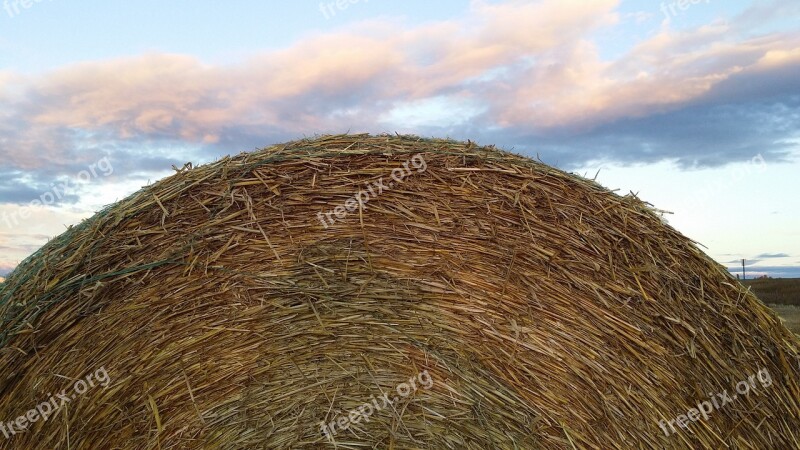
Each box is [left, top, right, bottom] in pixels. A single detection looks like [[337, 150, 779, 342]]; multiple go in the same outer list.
[[0, 134, 798, 449]]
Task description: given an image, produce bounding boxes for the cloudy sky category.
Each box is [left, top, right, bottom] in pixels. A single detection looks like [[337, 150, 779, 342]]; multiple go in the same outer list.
[[0, 0, 798, 278]]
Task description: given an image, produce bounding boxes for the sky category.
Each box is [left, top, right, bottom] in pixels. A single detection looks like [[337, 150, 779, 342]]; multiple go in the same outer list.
[[0, 0, 798, 279]]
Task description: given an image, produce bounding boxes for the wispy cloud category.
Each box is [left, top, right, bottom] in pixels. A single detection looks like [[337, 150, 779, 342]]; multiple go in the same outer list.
[[727, 259, 763, 266], [756, 253, 791, 259]]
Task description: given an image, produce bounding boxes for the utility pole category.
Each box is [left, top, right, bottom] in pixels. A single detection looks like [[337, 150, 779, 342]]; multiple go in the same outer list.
[[742, 259, 746, 280]]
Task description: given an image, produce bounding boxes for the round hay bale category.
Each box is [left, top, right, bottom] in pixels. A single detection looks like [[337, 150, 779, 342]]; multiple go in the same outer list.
[[0, 134, 798, 449]]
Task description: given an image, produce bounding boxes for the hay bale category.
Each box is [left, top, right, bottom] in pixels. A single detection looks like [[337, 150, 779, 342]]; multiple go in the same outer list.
[[0, 134, 798, 449]]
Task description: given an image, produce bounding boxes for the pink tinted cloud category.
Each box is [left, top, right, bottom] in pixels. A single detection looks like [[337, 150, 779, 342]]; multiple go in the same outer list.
[[488, 21, 800, 130]]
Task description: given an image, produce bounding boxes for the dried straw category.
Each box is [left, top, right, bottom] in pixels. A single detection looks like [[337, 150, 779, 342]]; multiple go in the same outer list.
[[0, 134, 798, 449]]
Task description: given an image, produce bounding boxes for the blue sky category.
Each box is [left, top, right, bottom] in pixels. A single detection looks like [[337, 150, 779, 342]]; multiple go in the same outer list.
[[0, 0, 799, 278]]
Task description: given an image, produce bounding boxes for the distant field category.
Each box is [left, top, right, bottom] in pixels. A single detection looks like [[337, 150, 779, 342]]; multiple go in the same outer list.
[[738, 279, 800, 334], [767, 304, 800, 335], [742, 278, 800, 306]]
